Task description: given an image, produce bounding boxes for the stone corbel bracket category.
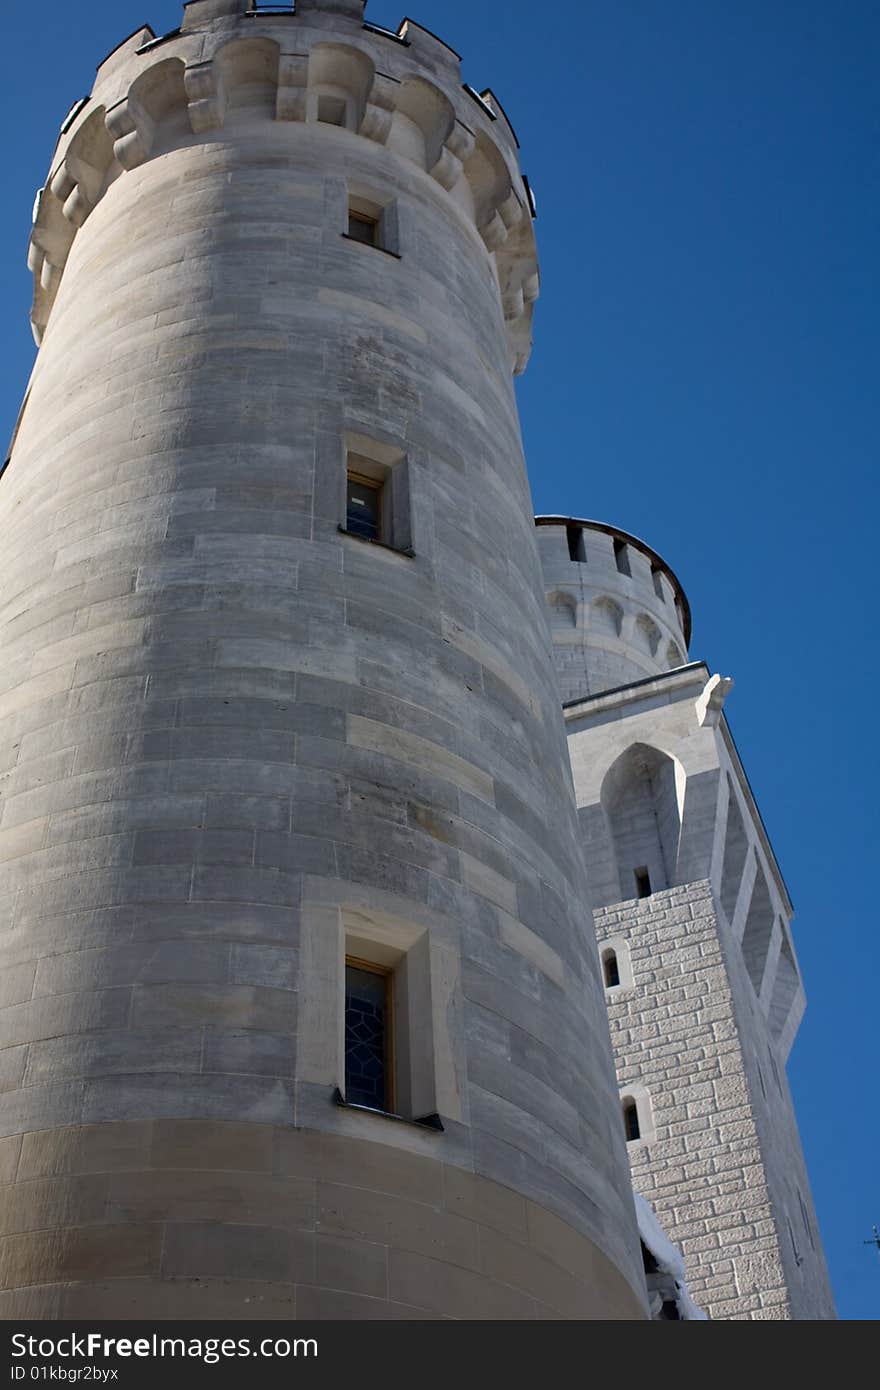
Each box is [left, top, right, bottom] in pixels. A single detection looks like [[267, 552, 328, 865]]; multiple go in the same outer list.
[[185, 60, 227, 132], [276, 53, 308, 122], [430, 124, 474, 192], [359, 71, 397, 144], [105, 92, 156, 171]]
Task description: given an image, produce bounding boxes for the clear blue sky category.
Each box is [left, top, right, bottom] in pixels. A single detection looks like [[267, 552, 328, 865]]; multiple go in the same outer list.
[[2, 0, 877, 1320]]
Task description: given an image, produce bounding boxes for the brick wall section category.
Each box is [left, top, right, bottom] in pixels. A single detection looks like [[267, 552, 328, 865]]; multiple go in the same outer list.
[[594, 881, 834, 1320]]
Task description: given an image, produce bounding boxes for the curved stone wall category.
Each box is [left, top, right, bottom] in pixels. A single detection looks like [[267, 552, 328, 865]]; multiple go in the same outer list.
[[0, 1, 645, 1317], [536, 517, 691, 702]]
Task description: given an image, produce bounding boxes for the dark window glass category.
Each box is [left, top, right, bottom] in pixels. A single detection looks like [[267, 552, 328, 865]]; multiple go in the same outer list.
[[603, 951, 620, 989], [345, 961, 390, 1111], [348, 211, 378, 245], [635, 866, 651, 899], [623, 1098, 641, 1142], [346, 474, 381, 540]]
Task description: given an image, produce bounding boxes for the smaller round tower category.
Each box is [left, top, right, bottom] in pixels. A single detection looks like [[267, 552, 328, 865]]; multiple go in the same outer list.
[[535, 516, 692, 702]]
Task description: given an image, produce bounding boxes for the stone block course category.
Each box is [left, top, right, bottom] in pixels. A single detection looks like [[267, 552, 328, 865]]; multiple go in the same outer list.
[[0, 0, 646, 1319]]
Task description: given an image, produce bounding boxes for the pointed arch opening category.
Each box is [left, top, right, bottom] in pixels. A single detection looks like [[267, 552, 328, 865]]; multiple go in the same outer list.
[[601, 744, 683, 903]]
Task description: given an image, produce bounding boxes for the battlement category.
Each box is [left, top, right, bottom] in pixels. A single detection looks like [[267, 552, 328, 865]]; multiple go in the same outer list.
[[536, 516, 691, 702], [28, 0, 538, 367]]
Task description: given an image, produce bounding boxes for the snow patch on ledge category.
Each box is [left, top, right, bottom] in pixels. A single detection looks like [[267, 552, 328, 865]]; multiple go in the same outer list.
[[634, 1191, 709, 1320]]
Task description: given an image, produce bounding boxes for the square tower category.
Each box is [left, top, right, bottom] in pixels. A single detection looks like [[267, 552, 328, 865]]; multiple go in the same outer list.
[[538, 518, 835, 1319]]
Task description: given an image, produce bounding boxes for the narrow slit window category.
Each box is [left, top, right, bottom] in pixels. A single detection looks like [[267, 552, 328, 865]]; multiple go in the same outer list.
[[651, 565, 665, 601], [614, 538, 631, 576], [347, 210, 378, 246], [344, 958, 393, 1113], [634, 866, 651, 899], [623, 1097, 641, 1142], [603, 949, 620, 989], [346, 470, 383, 542]]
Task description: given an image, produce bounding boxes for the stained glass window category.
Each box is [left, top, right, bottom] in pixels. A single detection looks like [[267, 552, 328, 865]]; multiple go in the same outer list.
[[344, 960, 391, 1112]]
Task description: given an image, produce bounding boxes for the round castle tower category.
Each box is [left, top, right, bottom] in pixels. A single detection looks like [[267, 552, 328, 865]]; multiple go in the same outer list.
[[535, 516, 692, 703], [0, 0, 646, 1318]]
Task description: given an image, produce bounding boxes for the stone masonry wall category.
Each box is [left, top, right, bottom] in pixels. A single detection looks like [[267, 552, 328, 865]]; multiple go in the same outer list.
[[595, 881, 833, 1319]]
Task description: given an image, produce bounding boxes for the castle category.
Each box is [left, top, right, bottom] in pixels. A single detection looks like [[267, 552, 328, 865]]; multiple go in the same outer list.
[[0, 0, 833, 1319]]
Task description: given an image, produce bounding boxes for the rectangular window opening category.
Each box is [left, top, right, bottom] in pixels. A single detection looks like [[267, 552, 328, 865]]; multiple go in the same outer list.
[[344, 956, 394, 1114], [347, 210, 378, 246], [345, 187, 400, 257], [634, 866, 652, 899], [614, 538, 632, 576], [346, 469, 383, 542], [343, 435, 412, 555], [566, 524, 586, 563], [651, 565, 665, 601]]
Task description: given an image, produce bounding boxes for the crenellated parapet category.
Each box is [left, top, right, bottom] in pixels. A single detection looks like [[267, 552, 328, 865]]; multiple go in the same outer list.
[[536, 515, 692, 703], [27, 0, 539, 368]]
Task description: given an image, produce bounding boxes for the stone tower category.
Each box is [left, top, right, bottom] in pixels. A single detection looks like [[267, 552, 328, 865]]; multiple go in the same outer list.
[[0, 2, 647, 1319], [536, 516, 836, 1319]]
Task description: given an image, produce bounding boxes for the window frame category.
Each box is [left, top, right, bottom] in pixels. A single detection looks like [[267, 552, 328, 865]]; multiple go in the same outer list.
[[602, 948, 621, 990], [620, 1084, 654, 1144], [345, 468, 385, 544], [344, 185, 401, 258], [599, 936, 633, 992], [347, 209, 379, 246], [341, 434, 414, 556]]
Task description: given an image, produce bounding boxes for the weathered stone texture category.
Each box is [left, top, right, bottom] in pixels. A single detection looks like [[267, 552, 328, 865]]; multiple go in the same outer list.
[[0, 1121, 645, 1320], [0, 0, 645, 1317], [595, 882, 834, 1319]]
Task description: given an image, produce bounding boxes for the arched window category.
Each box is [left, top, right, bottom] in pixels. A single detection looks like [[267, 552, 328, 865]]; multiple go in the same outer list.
[[600, 744, 683, 903], [620, 1084, 654, 1144], [599, 936, 633, 991], [623, 1097, 641, 1142], [602, 949, 620, 989]]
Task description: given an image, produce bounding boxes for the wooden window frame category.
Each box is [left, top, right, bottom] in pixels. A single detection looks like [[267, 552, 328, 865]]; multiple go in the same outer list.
[[347, 209, 379, 246], [344, 954, 395, 1115]]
